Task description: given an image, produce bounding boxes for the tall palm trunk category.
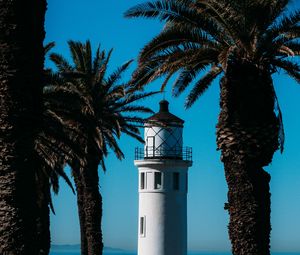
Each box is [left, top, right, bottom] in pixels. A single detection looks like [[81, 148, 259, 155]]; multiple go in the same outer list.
[[74, 146, 103, 255], [0, 0, 46, 253], [36, 171, 51, 255], [217, 62, 279, 255], [73, 168, 88, 255], [83, 153, 103, 255]]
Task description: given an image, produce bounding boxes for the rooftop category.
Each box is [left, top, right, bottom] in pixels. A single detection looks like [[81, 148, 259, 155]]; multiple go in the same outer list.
[[146, 100, 184, 125]]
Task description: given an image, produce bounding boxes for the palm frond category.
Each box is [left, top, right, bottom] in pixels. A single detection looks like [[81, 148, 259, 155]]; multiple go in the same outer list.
[[104, 133, 125, 160], [121, 129, 144, 143], [122, 116, 147, 124], [272, 58, 300, 83], [274, 91, 285, 153], [172, 61, 213, 97], [84, 40, 92, 75], [160, 72, 175, 91], [125, 0, 229, 44], [124, 0, 188, 20], [139, 27, 217, 62], [282, 26, 300, 40], [44, 41, 55, 55], [283, 41, 300, 55], [119, 123, 141, 134], [115, 105, 154, 114], [99, 158, 107, 172], [93, 45, 104, 74], [50, 53, 73, 73], [53, 164, 75, 194], [185, 66, 222, 108], [68, 40, 86, 72], [96, 49, 113, 84], [270, 9, 300, 36], [105, 60, 133, 87], [137, 46, 218, 89], [123, 91, 160, 106]]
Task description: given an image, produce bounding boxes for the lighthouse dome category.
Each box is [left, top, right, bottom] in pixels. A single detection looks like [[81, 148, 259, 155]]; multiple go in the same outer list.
[[146, 100, 184, 126], [144, 100, 184, 159]]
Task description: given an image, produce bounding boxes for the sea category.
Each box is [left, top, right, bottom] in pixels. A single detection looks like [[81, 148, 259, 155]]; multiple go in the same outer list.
[[50, 252, 300, 255]]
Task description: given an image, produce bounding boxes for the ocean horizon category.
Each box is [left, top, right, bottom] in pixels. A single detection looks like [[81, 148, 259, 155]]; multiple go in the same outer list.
[[50, 253, 230, 255], [50, 250, 300, 255], [50, 244, 300, 255], [50, 253, 300, 255]]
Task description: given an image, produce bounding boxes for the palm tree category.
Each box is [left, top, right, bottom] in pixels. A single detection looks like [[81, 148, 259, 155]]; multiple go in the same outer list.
[[34, 108, 83, 255], [0, 1, 46, 253], [50, 40, 156, 255], [33, 41, 93, 254], [125, 1, 300, 254], [34, 77, 85, 255]]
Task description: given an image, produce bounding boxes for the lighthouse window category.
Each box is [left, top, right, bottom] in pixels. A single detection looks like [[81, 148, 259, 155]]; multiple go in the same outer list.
[[154, 172, 162, 189], [173, 172, 180, 190], [140, 216, 146, 237], [140, 173, 145, 190]]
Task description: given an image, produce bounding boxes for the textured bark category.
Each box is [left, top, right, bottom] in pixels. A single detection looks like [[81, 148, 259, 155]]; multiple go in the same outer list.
[[36, 173, 51, 255], [217, 62, 279, 255], [73, 169, 88, 255], [223, 160, 271, 255], [0, 0, 46, 254], [73, 147, 103, 255], [82, 154, 103, 255]]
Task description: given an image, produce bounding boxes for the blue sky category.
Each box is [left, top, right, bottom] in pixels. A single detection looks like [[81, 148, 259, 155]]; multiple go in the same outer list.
[[45, 0, 300, 252]]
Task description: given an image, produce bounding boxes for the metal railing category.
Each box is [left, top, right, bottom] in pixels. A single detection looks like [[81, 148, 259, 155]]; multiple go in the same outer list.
[[135, 146, 192, 161]]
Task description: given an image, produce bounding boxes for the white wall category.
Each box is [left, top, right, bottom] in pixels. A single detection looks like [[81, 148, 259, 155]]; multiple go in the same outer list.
[[135, 159, 192, 255]]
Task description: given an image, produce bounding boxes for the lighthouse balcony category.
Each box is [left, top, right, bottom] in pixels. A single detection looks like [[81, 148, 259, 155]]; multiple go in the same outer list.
[[135, 146, 192, 161]]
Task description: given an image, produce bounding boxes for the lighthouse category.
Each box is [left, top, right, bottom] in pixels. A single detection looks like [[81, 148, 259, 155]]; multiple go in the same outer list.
[[134, 100, 192, 255]]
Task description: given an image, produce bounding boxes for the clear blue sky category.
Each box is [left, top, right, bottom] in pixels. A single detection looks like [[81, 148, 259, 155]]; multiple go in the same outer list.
[[45, 0, 300, 252]]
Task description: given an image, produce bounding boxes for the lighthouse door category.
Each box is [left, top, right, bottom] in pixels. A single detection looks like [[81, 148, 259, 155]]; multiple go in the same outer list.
[[146, 136, 155, 157]]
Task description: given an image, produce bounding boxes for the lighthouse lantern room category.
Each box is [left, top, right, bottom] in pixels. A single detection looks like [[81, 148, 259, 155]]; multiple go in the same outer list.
[[134, 100, 192, 255]]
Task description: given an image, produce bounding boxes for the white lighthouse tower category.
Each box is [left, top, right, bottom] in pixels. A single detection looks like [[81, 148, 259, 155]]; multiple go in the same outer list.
[[134, 100, 192, 255]]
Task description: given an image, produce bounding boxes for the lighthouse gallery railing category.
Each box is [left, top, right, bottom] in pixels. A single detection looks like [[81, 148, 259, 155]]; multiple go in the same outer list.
[[135, 146, 192, 161]]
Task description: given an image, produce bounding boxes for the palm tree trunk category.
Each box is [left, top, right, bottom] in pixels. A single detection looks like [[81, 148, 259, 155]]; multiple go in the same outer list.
[[73, 148, 103, 255], [217, 61, 279, 255], [73, 169, 88, 255], [223, 159, 271, 255], [0, 0, 46, 253], [36, 173, 51, 255], [82, 150, 103, 255]]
